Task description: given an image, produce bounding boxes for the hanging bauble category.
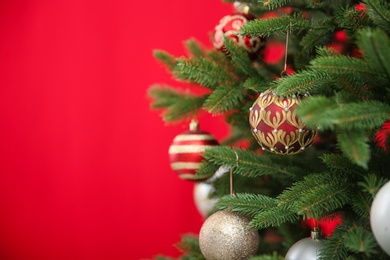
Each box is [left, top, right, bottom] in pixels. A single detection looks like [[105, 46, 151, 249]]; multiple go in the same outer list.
[[193, 182, 218, 218], [199, 210, 259, 260], [168, 120, 218, 181], [213, 12, 264, 55], [249, 89, 318, 155], [370, 181, 390, 255], [285, 228, 324, 260]]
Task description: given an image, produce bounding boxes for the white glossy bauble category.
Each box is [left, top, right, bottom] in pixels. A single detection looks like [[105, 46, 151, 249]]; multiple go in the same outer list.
[[285, 237, 323, 260], [193, 182, 218, 218]]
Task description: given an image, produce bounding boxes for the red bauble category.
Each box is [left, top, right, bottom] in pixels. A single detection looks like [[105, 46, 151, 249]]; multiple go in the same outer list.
[[213, 13, 264, 54], [168, 120, 218, 181], [249, 89, 318, 155]]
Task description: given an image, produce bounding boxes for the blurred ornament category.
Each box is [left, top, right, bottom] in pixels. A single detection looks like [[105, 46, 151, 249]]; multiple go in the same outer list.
[[370, 181, 390, 255], [168, 120, 218, 181], [199, 210, 259, 260], [213, 12, 264, 55], [249, 89, 317, 155], [374, 120, 390, 151], [285, 227, 324, 260], [193, 182, 218, 218]]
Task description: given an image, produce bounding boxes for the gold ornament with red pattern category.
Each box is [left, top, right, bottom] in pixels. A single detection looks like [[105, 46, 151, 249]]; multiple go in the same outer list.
[[249, 89, 318, 155], [168, 120, 218, 181], [213, 12, 264, 55]]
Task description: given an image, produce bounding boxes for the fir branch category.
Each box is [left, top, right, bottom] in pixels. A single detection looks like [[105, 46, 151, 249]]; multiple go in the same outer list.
[[299, 18, 335, 50], [351, 191, 372, 218], [273, 70, 335, 96], [240, 15, 310, 37], [175, 234, 205, 260], [249, 205, 299, 229], [343, 227, 378, 257], [174, 57, 235, 90], [320, 154, 365, 174], [336, 129, 370, 169], [184, 39, 205, 59], [202, 146, 301, 178], [357, 28, 390, 80], [203, 84, 244, 114], [358, 174, 388, 198], [148, 85, 206, 122], [243, 77, 271, 92], [223, 0, 292, 10], [223, 37, 260, 77], [195, 161, 221, 181], [216, 193, 278, 217], [153, 50, 177, 71], [319, 224, 349, 260], [364, 0, 390, 34]]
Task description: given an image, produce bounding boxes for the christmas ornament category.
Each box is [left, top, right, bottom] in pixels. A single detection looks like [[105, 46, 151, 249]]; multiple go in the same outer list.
[[285, 228, 324, 260], [370, 181, 390, 255], [193, 182, 218, 218], [168, 120, 218, 181], [199, 210, 259, 260], [249, 89, 318, 155], [213, 12, 264, 55]]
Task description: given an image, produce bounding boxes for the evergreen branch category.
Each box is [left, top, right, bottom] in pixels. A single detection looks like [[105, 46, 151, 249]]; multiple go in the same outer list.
[[174, 57, 234, 90], [343, 227, 378, 257], [337, 129, 370, 169], [351, 191, 372, 218], [202, 146, 300, 178], [295, 96, 339, 130], [273, 70, 335, 96], [320, 154, 365, 174], [223, 0, 292, 10], [319, 225, 349, 260], [249, 206, 299, 229], [357, 28, 390, 80], [184, 39, 205, 58], [358, 174, 388, 198], [310, 55, 373, 76], [153, 50, 177, 71], [195, 161, 221, 181], [216, 193, 278, 217], [203, 85, 243, 114], [240, 15, 310, 37], [148, 85, 206, 122], [299, 18, 335, 50], [243, 77, 271, 92], [224, 37, 260, 77], [175, 234, 205, 260], [364, 0, 390, 34]]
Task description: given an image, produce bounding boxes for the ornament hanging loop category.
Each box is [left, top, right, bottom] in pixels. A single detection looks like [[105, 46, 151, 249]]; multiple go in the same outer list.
[[281, 20, 292, 77]]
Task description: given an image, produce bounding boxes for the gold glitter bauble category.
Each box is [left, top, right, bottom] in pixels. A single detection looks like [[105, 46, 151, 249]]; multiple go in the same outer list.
[[199, 210, 259, 260]]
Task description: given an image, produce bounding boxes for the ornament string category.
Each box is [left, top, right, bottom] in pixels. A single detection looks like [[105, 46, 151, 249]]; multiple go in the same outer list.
[[281, 20, 292, 77], [230, 151, 239, 196]]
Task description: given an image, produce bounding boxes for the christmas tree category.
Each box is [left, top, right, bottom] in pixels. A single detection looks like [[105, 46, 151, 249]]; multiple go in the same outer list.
[[149, 0, 390, 259]]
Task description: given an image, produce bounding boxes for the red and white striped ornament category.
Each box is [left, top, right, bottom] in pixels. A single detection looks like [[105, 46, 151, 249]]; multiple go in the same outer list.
[[168, 120, 218, 181]]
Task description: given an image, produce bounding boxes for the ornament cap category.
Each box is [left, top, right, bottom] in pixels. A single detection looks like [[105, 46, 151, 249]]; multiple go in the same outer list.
[[189, 119, 199, 131], [311, 227, 322, 240], [233, 2, 250, 14]]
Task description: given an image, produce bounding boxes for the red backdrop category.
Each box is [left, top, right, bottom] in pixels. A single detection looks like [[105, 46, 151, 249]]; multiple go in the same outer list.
[[0, 1, 231, 259]]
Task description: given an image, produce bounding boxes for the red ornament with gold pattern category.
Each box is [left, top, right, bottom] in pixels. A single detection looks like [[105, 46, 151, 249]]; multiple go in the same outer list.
[[213, 12, 264, 54], [168, 120, 218, 181], [249, 89, 318, 155]]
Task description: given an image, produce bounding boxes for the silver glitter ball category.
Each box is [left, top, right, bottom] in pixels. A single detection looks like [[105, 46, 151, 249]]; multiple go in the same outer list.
[[199, 210, 259, 260]]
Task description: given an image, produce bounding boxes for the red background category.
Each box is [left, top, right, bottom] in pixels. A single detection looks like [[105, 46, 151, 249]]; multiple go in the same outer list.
[[0, 1, 231, 259]]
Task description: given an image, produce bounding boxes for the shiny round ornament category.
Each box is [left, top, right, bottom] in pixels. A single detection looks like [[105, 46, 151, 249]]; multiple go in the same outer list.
[[285, 229, 324, 260], [370, 181, 390, 255], [213, 13, 264, 54], [193, 182, 218, 218], [168, 120, 218, 181], [249, 89, 318, 155], [199, 210, 259, 260]]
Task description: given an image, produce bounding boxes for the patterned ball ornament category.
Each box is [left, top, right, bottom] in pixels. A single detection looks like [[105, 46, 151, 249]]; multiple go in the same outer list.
[[249, 89, 318, 155], [168, 120, 218, 181], [199, 210, 259, 260], [370, 181, 390, 255], [285, 228, 324, 260], [213, 12, 264, 55]]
